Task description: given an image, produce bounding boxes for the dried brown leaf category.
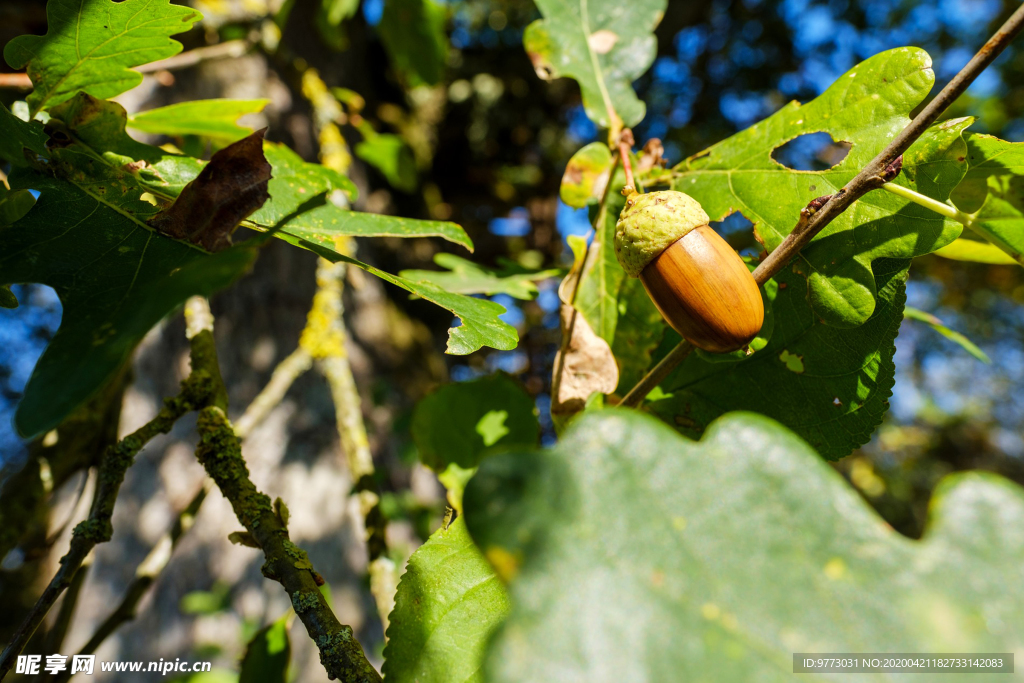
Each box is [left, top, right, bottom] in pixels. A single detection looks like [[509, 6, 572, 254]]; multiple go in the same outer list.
[[552, 303, 618, 417], [149, 129, 272, 252]]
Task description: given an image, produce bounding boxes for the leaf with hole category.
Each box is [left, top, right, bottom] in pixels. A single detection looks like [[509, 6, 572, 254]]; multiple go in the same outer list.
[[4, 0, 201, 115], [382, 517, 509, 683], [524, 0, 666, 129], [669, 48, 969, 327], [464, 409, 1024, 682], [0, 101, 48, 166]]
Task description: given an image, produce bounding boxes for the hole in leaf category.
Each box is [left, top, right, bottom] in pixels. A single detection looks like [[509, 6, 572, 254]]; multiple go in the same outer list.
[[709, 212, 759, 256], [771, 132, 851, 171]]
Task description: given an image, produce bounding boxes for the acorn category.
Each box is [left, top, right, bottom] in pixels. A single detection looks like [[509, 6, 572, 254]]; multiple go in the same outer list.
[[614, 189, 764, 353]]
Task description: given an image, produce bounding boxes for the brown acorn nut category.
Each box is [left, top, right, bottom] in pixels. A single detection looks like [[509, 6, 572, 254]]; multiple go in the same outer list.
[[614, 190, 764, 353]]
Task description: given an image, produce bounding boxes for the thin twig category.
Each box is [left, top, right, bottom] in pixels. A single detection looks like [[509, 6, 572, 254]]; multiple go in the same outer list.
[[184, 297, 381, 683], [0, 371, 211, 678], [50, 486, 206, 683], [617, 129, 636, 191], [59, 315, 319, 670], [620, 4, 1024, 407], [305, 258, 395, 634], [234, 347, 313, 439], [42, 553, 92, 657]]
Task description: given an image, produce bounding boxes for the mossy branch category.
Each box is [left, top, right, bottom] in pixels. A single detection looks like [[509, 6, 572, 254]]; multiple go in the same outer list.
[[0, 367, 209, 679], [186, 297, 381, 683]]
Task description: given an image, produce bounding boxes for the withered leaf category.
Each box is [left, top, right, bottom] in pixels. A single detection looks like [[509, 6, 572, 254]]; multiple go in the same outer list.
[[149, 129, 272, 252], [552, 303, 618, 418]]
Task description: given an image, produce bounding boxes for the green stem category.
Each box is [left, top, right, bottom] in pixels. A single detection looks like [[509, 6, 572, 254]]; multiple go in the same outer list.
[[881, 183, 1024, 265]]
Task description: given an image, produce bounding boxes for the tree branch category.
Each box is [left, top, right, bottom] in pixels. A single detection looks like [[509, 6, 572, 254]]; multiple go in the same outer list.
[[0, 367, 210, 679], [53, 308, 318, 675], [305, 258, 395, 635], [185, 297, 381, 683], [620, 3, 1024, 407]]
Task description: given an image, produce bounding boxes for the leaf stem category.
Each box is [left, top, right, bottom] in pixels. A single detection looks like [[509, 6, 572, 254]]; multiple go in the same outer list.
[[619, 2, 1024, 407], [881, 182, 1024, 265], [880, 182, 973, 225]]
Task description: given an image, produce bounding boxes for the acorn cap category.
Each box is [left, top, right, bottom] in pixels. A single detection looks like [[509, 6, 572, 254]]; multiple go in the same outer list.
[[614, 190, 710, 278]]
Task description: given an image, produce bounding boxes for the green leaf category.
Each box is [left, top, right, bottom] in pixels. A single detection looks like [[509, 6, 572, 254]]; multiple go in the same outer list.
[[0, 186, 37, 228], [316, 0, 360, 51], [355, 133, 417, 192], [411, 373, 539, 471], [248, 143, 474, 252], [378, 0, 448, 87], [903, 306, 990, 364], [128, 99, 270, 145], [464, 409, 1024, 682], [280, 235, 518, 354], [4, 0, 202, 115], [524, 0, 666, 129], [239, 614, 291, 683], [933, 238, 1017, 264], [949, 133, 1024, 266], [670, 49, 968, 327], [180, 582, 232, 615], [609, 277, 665, 393], [382, 517, 509, 683], [560, 142, 613, 208], [648, 258, 907, 460], [1, 98, 258, 437], [399, 254, 560, 300], [573, 169, 627, 342], [0, 101, 48, 166]]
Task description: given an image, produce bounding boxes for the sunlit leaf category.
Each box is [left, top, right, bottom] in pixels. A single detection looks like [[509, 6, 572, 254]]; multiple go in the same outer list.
[[933, 238, 1017, 264], [382, 517, 509, 683], [4, 0, 201, 114], [949, 133, 1024, 266], [128, 99, 270, 145], [560, 142, 613, 208], [669, 49, 969, 327], [412, 373, 539, 471], [355, 133, 417, 192], [903, 306, 990, 364], [399, 254, 560, 300], [249, 144, 474, 252], [465, 409, 1024, 682], [524, 0, 667, 129], [239, 614, 291, 683]]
